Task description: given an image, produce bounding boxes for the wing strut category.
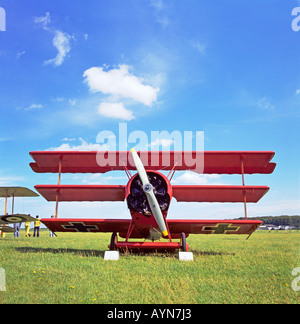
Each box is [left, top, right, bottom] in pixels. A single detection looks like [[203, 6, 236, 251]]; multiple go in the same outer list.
[[55, 160, 62, 219], [122, 162, 132, 180], [241, 157, 248, 220], [4, 190, 13, 215], [4, 190, 7, 215]]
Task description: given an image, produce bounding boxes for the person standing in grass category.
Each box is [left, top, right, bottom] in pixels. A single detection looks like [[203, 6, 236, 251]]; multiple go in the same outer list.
[[14, 222, 21, 238], [33, 216, 40, 237], [25, 221, 31, 237]]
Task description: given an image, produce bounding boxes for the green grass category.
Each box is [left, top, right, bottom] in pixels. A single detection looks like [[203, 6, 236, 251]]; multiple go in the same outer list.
[[0, 230, 299, 304]]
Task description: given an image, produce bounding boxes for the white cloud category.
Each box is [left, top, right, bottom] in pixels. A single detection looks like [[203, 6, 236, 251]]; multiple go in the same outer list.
[[47, 138, 108, 151], [150, 0, 170, 28], [83, 65, 159, 107], [149, 138, 175, 148], [34, 12, 51, 30], [62, 137, 76, 142], [25, 104, 43, 111], [246, 199, 300, 216], [16, 50, 26, 59], [172, 172, 222, 185], [34, 12, 71, 66], [0, 175, 25, 186], [150, 0, 164, 11], [190, 40, 207, 55], [44, 30, 71, 66], [257, 97, 274, 110], [69, 99, 77, 106], [98, 102, 135, 121]]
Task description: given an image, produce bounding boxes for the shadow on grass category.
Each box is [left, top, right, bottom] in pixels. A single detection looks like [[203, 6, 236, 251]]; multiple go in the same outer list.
[[15, 246, 235, 258], [193, 250, 236, 256], [15, 247, 105, 258], [15, 246, 179, 258]]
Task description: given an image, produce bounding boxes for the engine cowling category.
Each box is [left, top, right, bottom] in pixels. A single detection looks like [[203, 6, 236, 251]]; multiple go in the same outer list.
[[121, 171, 173, 240], [126, 171, 172, 216]]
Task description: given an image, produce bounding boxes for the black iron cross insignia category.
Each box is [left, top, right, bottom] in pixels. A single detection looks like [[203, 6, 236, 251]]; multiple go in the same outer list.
[[62, 222, 99, 232], [203, 223, 240, 234]]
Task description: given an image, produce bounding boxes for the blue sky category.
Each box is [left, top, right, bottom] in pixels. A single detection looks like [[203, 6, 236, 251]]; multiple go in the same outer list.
[[0, 0, 299, 219]]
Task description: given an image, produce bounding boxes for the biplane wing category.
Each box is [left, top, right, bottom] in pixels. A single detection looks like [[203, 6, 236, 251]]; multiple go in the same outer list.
[[0, 214, 37, 225], [35, 185, 126, 202], [167, 219, 262, 235], [172, 185, 269, 203], [41, 218, 262, 237], [35, 184, 269, 203], [41, 218, 131, 233], [0, 187, 39, 197], [30, 151, 276, 174], [0, 225, 15, 233]]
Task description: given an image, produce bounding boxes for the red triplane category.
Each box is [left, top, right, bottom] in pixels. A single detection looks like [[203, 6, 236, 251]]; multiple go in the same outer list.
[[30, 150, 276, 252]]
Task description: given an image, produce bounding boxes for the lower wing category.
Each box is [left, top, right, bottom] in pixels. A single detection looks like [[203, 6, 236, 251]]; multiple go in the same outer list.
[[167, 219, 262, 235], [41, 218, 131, 233], [42, 218, 262, 236]]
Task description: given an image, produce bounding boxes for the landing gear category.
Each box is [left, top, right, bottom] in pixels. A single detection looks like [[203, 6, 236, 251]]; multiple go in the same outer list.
[[180, 232, 188, 252], [109, 232, 118, 251], [109, 231, 189, 252]]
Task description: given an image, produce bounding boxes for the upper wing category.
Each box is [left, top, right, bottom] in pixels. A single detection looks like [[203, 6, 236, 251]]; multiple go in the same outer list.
[[172, 185, 269, 203], [35, 185, 126, 202], [0, 214, 37, 225], [167, 219, 263, 235], [41, 218, 131, 233], [30, 151, 276, 175]]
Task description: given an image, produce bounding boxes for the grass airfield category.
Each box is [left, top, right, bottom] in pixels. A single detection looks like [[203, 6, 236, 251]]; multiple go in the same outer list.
[[0, 230, 299, 304]]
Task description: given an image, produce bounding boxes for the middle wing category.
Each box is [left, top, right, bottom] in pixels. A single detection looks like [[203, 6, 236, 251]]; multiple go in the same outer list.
[[172, 185, 269, 203], [35, 185, 126, 202]]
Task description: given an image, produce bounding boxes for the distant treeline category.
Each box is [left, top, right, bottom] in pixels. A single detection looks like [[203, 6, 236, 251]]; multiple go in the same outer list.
[[237, 216, 300, 228]]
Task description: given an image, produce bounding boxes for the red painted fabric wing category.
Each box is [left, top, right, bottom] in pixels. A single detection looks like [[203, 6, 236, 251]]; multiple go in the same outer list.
[[35, 185, 126, 202], [172, 185, 269, 203], [42, 218, 131, 233], [30, 151, 276, 174], [167, 219, 262, 235]]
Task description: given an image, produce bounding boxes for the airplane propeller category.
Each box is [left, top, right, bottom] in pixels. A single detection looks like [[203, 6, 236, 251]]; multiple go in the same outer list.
[[131, 148, 169, 237]]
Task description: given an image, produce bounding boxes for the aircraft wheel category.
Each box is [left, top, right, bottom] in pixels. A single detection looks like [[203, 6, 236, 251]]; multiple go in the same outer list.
[[110, 232, 118, 250], [180, 232, 187, 252]]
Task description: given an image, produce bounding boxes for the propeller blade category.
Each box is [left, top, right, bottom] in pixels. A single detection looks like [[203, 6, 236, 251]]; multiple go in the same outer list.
[[131, 149, 168, 237]]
